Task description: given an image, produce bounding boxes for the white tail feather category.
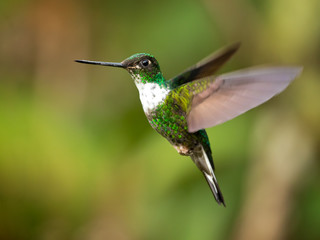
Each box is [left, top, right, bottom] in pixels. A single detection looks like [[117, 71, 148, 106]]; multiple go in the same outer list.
[[191, 146, 225, 206]]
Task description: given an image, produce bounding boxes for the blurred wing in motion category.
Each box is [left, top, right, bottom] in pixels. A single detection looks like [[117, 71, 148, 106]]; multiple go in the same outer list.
[[187, 67, 303, 133], [168, 43, 240, 89]]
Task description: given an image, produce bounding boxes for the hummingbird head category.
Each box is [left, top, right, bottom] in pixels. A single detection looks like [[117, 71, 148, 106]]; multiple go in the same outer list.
[[121, 53, 162, 84], [75, 53, 165, 86]]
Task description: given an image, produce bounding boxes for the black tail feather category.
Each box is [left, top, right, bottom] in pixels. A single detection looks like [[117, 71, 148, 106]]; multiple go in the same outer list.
[[203, 171, 225, 206], [191, 145, 225, 206]]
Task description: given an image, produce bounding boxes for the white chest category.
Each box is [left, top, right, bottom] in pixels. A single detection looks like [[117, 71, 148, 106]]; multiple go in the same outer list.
[[135, 82, 169, 112]]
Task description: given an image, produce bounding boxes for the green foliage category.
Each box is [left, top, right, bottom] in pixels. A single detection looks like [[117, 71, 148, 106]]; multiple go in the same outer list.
[[0, 0, 319, 239]]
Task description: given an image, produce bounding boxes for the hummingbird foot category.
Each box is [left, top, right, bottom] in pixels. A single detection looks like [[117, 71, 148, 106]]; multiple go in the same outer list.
[[173, 145, 193, 156]]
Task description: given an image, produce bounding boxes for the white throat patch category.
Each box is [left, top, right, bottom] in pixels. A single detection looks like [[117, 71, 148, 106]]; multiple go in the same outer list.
[[135, 82, 169, 112]]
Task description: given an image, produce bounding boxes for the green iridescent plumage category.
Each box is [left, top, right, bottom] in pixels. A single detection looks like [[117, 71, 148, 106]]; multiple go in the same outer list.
[[75, 43, 301, 206], [123, 53, 167, 87], [145, 79, 215, 169], [75, 46, 236, 206], [121, 51, 225, 204]]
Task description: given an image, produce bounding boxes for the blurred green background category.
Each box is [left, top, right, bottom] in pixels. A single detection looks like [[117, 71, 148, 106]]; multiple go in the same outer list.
[[1, 0, 320, 239]]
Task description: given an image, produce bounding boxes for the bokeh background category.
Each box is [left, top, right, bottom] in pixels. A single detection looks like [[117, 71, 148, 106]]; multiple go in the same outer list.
[[1, 0, 320, 239]]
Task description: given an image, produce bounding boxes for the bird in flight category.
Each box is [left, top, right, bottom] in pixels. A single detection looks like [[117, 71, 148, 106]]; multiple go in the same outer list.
[[76, 43, 302, 206]]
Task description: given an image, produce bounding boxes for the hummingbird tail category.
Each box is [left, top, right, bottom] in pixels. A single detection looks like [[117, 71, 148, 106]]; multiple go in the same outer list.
[[202, 169, 225, 207], [191, 146, 225, 206]]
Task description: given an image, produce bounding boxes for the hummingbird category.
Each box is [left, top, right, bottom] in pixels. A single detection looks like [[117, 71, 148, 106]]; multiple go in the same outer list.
[[76, 43, 302, 206]]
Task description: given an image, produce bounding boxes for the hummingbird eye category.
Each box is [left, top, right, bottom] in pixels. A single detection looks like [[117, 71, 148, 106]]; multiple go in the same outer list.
[[141, 59, 151, 67]]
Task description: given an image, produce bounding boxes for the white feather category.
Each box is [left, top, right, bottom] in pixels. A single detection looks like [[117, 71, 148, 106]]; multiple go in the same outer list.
[[136, 82, 169, 112], [187, 67, 302, 132]]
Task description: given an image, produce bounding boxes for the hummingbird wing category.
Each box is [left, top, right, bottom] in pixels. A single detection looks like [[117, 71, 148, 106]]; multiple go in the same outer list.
[[186, 67, 302, 133], [167, 43, 240, 89]]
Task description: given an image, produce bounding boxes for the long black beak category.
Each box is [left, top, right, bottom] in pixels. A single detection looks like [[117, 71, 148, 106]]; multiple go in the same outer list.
[[75, 60, 124, 68]]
